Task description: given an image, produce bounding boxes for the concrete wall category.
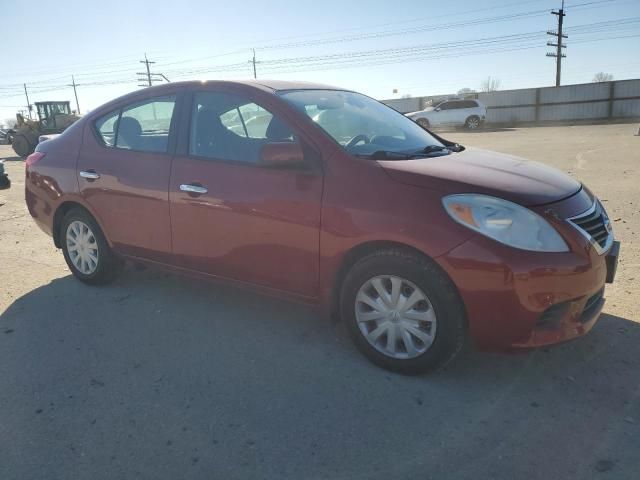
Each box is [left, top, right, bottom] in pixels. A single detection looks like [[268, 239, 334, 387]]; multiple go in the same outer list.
[[382, 79, 640, 124]]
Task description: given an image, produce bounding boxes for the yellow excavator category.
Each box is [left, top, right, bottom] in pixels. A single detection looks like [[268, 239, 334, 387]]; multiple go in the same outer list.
[[12, 101, 80, 158]]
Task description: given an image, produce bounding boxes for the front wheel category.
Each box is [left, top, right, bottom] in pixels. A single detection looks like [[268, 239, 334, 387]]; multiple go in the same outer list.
[[416, 118, 430, 129], [340, 249, 466, 374], [60, 208, 121, 285]]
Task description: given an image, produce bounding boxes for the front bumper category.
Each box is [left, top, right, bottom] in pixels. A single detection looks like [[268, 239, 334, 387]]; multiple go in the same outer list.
[[436, 192, 618, 350]]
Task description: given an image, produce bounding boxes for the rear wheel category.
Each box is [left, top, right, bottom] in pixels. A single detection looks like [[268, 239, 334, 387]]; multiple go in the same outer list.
[[12, 134, 35, 158], [340, 249, 466, 374], [464, 116, 481, 130], [60, 208, 121, 285], [416, 118, 430, 129]]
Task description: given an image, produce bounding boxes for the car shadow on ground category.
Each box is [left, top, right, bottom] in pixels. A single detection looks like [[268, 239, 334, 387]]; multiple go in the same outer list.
[[1, 269, 638, 480]]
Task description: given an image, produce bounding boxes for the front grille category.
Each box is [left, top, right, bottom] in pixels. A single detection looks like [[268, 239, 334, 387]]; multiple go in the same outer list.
[[568, 202, 612, 253]]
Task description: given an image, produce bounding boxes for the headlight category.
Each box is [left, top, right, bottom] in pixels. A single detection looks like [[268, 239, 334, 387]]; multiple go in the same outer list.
[[442, 194, 569, 252]]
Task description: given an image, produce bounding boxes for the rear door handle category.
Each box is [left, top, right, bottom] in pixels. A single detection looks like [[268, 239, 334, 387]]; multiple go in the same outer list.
[[80, 170, 101, 180], [180, 184, 208, 195]]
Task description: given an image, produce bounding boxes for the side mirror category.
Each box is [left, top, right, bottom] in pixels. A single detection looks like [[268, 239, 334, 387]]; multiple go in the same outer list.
[[435, 107, 442, 112], [259, 142, 306, 169]]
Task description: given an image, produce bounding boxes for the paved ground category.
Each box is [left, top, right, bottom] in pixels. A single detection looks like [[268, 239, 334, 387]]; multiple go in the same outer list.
[[0, 124, 638, 480]]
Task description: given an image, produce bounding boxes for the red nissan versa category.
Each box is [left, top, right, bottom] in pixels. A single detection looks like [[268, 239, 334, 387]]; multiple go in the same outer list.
[[25, 80, 620, 373]]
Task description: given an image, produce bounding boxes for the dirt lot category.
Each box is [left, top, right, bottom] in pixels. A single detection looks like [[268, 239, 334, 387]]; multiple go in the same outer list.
[[0, 124, 638, 480]]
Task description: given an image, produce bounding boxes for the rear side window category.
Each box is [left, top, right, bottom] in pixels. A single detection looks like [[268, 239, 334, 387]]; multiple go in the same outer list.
[[460, 100, 478, 108], [116, 96, 176, 152], [95, 111, 119, 146]]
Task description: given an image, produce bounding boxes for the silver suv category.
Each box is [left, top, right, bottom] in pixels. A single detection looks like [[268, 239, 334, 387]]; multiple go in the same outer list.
[[407, 99, 487, 130]]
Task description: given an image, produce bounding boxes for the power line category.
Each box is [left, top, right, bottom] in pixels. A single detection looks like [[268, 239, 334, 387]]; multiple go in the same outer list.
[[0, 15, 638, 103], [2, 0, 626, 88], [1, 5, 634, 90]]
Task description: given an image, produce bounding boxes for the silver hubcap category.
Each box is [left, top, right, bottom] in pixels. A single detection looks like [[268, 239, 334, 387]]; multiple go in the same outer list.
[[467, 118, 479, 129], [66, 220, 99, 275], [355, 275, 437, 359]]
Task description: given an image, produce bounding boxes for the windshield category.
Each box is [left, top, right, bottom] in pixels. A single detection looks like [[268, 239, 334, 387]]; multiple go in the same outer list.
[[278, 89, 445, 157]]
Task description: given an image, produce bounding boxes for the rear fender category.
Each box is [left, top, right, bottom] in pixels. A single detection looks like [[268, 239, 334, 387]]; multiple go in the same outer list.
[[51, 195, 113, 249]]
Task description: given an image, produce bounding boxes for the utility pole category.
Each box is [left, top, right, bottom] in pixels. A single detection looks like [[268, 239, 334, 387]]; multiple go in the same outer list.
[[250, 48, 258, 79], [67, 75, 81, 114], [138, 53, 155, 87], [546, 0, 567, 87], [23, 83, 32, 119], [136, 54, 169, 87]]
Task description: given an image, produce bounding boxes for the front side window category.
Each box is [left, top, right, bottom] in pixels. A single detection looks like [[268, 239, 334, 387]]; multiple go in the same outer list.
[[190, 91, 295, 163], [95, 110, 119, 147], [115, 96, 175, 153], [238, 103, 273, 138], [279, 89, 443, 158]]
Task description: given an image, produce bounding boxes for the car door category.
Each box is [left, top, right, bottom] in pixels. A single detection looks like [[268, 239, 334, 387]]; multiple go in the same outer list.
[[457, 100, 476, 124], [78, 94, 179, 261], [428, 102, 450, 126], [168, 88, 323, 298], [439, 101, 463, 126]]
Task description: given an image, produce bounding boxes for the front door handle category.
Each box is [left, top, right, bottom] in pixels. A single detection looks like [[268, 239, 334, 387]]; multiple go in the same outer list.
[[80, 170, 100, 180], [180, 184, 208, 195]]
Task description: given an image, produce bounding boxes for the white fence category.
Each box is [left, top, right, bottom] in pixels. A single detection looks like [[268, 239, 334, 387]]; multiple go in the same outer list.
[[382, 79, 640, 124]]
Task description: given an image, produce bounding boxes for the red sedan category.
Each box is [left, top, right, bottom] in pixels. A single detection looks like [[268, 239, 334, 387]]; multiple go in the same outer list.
[[25, 80, 619, 373]]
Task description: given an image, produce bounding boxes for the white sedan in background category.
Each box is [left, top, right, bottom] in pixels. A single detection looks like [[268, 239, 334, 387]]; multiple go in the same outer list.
[[406, 99, 487, 130]]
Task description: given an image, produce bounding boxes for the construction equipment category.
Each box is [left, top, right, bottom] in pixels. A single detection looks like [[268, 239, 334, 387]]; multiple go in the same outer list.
[[11, 101, 80, 158]]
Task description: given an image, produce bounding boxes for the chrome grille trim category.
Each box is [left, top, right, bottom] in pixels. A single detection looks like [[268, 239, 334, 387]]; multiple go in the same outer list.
[[567, 201, 613, 255]]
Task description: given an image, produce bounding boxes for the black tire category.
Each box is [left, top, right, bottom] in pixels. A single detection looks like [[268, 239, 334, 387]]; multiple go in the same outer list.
[[416, 118, 430, 129], [59, 208, 121, 285], [11, 133, 35, 158], [464, 116, 481, 130], [340, 249, 466, 374]]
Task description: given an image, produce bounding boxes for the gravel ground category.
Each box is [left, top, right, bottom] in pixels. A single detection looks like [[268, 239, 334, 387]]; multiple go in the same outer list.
[[0, 124, 638, 480]]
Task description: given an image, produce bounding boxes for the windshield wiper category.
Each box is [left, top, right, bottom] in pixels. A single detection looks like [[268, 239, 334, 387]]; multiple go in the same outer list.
[[355, 146, 454, 160], [417, 145, 448, 154], [355, 150, 414, 160]]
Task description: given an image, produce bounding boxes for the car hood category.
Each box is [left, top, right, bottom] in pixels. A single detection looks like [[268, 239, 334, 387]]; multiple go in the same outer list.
[[378, 147, 581, 206]]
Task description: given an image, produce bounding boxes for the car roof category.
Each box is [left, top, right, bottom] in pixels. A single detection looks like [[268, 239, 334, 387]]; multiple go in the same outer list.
[[243, 79, 343, 91], [139, 79, 343, 93], [84, 79, 352, 119]]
